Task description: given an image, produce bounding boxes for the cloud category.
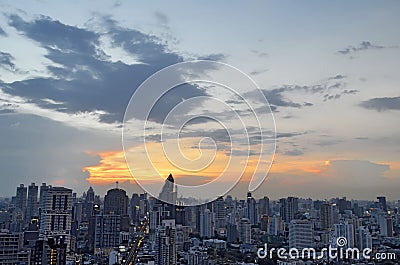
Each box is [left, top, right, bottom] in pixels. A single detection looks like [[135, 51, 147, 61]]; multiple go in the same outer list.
[[154, 11, 169, 25], [258, 78, 358, 109], [1, 14, 220, 126], [251, 49, 268, 58], [0, 26, 6, 36], [262, 88, 302, 108], [337, 41, 396, 55], [250, 68, 268, 76], [0, 113, 115, 195], [328, 74, 346, 80], [277, 132, 305, 138], [360, 96, 400, 111], [0, 51, 16, 71], [283, 149, 304, 156], [248, 159, 397, 200]]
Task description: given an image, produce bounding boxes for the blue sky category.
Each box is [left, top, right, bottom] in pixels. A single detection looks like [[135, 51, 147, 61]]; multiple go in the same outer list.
[[0, 1, 399, 199]]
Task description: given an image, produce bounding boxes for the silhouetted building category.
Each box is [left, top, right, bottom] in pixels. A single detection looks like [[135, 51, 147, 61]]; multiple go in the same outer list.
[[159, 174, 177, 204], [15, 184, 27, 220], [377, 196, 387, 212], [104, 185, 128, 216], [26, 183, 38, 223]]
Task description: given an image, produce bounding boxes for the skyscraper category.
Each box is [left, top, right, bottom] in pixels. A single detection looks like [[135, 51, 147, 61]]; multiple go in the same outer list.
[[321, 203, 338, 230], [279, 197, 298, 223], [15, 184, 27, 219], [129, 193, 140, 224], [26, 183, 38, 223], [246, 192, 257, 225], [155, 219, 177, 265], [39, 187, 73, 251], [213, 197, 226, 232], [377, 196, 387, 212], [238, 218, 251, 244], [258, 196, 270, 217], [159, 173, 177, 204], [103, 185, 128, 215], [199, 208, 213, 238], [39, 183, 51, 211]]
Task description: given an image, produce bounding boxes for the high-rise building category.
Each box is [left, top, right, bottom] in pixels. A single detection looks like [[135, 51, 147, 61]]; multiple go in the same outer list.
[[259, 196, 270, 217], [357, 226, 372, 250], [0, 230, 30, 264], [93, 214, 121, 253], [159, 174, 177, 204], [289, 219, 314, 250], [280, 197, 298, 223], [155, 219, 177, 265], [199, 208, 213, 238], [268, 215, 284, 236], [321, 203, 338, 230], [39, 183, 51, 212], [26, 183, 38, 223], [129, 193, 140, 224], [226, 223, 238, 243], [378, 214, 393, 237], [103, 185, 128, 216], [39, 187, 73, 251], [377, 196, 387, 212], [238, 218, 251, 244], [333, 222, 355, 247], [246, 192, 257, 225], [83, 187, 95, 222], [213, 197, 226, 232], [15, 184, 27, 219]]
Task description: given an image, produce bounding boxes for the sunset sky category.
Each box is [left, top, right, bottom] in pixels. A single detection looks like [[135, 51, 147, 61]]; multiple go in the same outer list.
[[0, 1, 399, 200]]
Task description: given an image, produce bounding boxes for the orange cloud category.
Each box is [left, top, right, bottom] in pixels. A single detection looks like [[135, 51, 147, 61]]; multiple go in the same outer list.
[[83, 150, 133, 185], [83, 137, 274, 186]]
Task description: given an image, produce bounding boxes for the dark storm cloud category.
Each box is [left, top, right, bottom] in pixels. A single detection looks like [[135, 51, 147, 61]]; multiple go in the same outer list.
[[337, 41, 396, 55], [360, 96, 400, 111], [0, 114, 115, 195], [0, 51, 15, 70], [2, 15, 219, 124]]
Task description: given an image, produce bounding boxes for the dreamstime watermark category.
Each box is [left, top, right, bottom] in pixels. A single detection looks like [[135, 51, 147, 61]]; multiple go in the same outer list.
[[122, 60, 276, 206], [257, 237, 397, 261]]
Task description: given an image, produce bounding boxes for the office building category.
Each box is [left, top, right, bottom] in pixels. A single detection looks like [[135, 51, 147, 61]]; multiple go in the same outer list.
[[289, 219, 314, 250]]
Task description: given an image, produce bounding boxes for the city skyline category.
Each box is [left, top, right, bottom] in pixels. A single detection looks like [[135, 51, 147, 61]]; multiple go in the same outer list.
[[0, 180, 398, 264], [4, 180, 400, 203], [0, 1, 399, 201]]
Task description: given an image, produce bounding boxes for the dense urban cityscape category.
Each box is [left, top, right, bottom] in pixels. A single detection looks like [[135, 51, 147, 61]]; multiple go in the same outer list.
[[0, 174, 398, 264]]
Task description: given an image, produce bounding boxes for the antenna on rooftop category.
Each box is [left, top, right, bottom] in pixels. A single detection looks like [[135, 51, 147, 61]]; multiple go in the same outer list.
[[116, 181, 119, 189]]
